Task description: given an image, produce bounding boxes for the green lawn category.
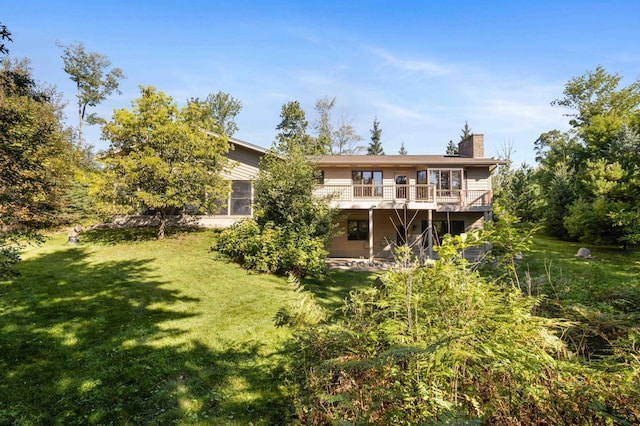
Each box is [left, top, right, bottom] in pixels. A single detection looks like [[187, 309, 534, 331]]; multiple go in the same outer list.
[[519, 233, 640, 309], [2, 229, 637, 424], [0, 228, 371, 425]]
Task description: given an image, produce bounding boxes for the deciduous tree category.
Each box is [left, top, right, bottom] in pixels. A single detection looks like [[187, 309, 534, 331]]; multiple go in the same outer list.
[[189, 91, 242, 136], [58, 42, 125, 148], [313, 95, 335, 155], [0, 58, 75, 275], [99, 86, 231, 239], [332, 115, 364, 155]]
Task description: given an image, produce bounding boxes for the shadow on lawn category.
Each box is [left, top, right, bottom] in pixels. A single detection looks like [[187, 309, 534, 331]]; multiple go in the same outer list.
[[303, 269, 378, 315], [0, 247, 292, 425], [82, 226, 206, 245]]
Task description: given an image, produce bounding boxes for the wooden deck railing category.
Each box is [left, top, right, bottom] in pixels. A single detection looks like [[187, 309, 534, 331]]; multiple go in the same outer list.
[[314, 184, 492, 207]]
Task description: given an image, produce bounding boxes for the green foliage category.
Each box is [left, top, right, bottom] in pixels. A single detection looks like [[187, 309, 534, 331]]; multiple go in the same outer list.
[[288, 232, 585, 424], [188, 91, 242, 136], [367, 117, 384, 155], [536, 67, 640, 246], [445, 139, 458, 155], [482, 205, 540, 287], [0, 58, 76, 275], [215, 101, 336, 277], [274, 100, 318, 155], [398, 141, 408, 155], [0, 22, 11, 55], [494, 163, 542, 223], [287, 233, 640, 424], [98, 86, 231, 239], [57, 41, 125, 147], [274, 274, 327, 329], [313, 95, 334, 155], [460, 121, 472, 141]]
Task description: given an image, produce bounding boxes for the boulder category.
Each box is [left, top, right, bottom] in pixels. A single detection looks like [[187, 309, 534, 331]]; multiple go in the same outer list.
[[575, 247, 592, 259]]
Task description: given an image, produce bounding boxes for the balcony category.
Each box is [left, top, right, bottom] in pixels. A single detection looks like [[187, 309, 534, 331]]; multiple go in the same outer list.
[[314, 184, 492, 210]]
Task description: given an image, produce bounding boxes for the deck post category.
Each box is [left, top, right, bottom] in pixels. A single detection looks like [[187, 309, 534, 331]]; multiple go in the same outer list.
[[369, 207, 374, 262], [428, 209, 433, 259]]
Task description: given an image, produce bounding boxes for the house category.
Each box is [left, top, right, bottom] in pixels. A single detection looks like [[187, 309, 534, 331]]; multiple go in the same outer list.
[[197, 136, 268, 228], [207, 134, 505, 260], [313, 134, 504, 261]]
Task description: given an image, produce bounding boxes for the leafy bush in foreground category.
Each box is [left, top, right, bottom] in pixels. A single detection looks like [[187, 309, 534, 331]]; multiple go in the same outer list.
[[286, 235, 640, 425]]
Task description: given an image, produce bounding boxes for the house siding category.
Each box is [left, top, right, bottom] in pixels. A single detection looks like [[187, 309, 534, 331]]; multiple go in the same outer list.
[[328, 209, 487, 259]]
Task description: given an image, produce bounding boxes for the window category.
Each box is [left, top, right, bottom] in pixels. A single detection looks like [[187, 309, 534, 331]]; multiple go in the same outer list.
[[416, 170, 429, 199], [313, 170, 325, 184], [352, 171, 383, 197], [428, 169, 462, 193], [230, 180, 252, 215], [421, 220, 465, 246], [347, 220, 369, 240]]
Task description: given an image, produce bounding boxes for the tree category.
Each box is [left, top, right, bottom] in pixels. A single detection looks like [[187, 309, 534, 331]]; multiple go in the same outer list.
[[446, 139, 458, 155], [460, 121, 472, 141], [1, 58, 75, 276], [552, 65, 640, 131], [99, 86, 231, 239], [274, 101, 319, 155], [367, 117, 384, 155], [536, 67, 640, 245], [0, 23, 12, 55], [58, 42, 125, 148], [398, 141, 408, 155], [313, 95, 335, 155], [332, 115, 364, 155], [201, 91, 242, 136], [216, 100, 336, 277]]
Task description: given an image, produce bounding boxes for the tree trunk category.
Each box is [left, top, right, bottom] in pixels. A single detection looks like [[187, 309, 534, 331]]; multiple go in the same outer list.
[[158, 213, 166, 240]]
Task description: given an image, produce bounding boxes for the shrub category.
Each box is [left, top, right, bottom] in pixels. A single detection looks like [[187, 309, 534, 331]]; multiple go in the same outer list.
[[286, 232, 640, 424], [214, 219, 328, 277]]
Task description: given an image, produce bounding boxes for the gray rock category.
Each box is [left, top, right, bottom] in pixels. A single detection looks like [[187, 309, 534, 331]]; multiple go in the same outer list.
[[575, 247, 592, 258]]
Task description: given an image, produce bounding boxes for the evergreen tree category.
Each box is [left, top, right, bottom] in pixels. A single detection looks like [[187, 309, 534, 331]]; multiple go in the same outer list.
[[446, 139, 458, 155], [398, 141, 408, 155], [367, 117, 384, 155], [0, 22, 11, 55], [460, 121, 472, 141]]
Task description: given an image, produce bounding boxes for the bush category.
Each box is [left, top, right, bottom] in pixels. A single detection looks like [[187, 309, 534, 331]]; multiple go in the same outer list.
[[286, 233, 640, 424], [214, 219, 328, 277]]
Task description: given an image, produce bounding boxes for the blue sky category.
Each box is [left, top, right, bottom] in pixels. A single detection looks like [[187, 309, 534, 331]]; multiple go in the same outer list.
[[4, 1, 640, 165]]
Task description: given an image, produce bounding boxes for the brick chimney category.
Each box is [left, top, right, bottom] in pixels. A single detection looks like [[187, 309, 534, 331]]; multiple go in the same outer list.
[[458, 134, 484, 158]]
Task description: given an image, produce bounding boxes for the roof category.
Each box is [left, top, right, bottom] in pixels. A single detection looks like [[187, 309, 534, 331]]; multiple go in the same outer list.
[[228, 136, 270, 154], [313, 154, 508, 167]]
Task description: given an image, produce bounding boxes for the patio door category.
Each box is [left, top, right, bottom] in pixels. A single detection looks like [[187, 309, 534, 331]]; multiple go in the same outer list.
[[395, 173, 408, 200]]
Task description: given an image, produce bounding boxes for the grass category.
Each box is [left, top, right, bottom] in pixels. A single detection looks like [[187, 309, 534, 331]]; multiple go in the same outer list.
[[0, 228, 372, 425], [519, 234, 640, 310], [3, 228, 637, 424]]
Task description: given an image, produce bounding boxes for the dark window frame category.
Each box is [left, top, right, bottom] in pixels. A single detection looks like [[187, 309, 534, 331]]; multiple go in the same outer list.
[[347, 219, 369, 241], [352, 170, 383, 197]]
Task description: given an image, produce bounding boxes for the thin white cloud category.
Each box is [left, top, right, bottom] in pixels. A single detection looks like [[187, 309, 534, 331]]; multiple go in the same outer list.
[[368, 46, 451, 76]]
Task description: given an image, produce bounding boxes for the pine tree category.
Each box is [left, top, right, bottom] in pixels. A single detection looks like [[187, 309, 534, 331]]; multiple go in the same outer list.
[[446, 140, 459, 155], [460, 121, 472, 141], [367, 117, 384, 155], [398, 141, 408, 155]]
